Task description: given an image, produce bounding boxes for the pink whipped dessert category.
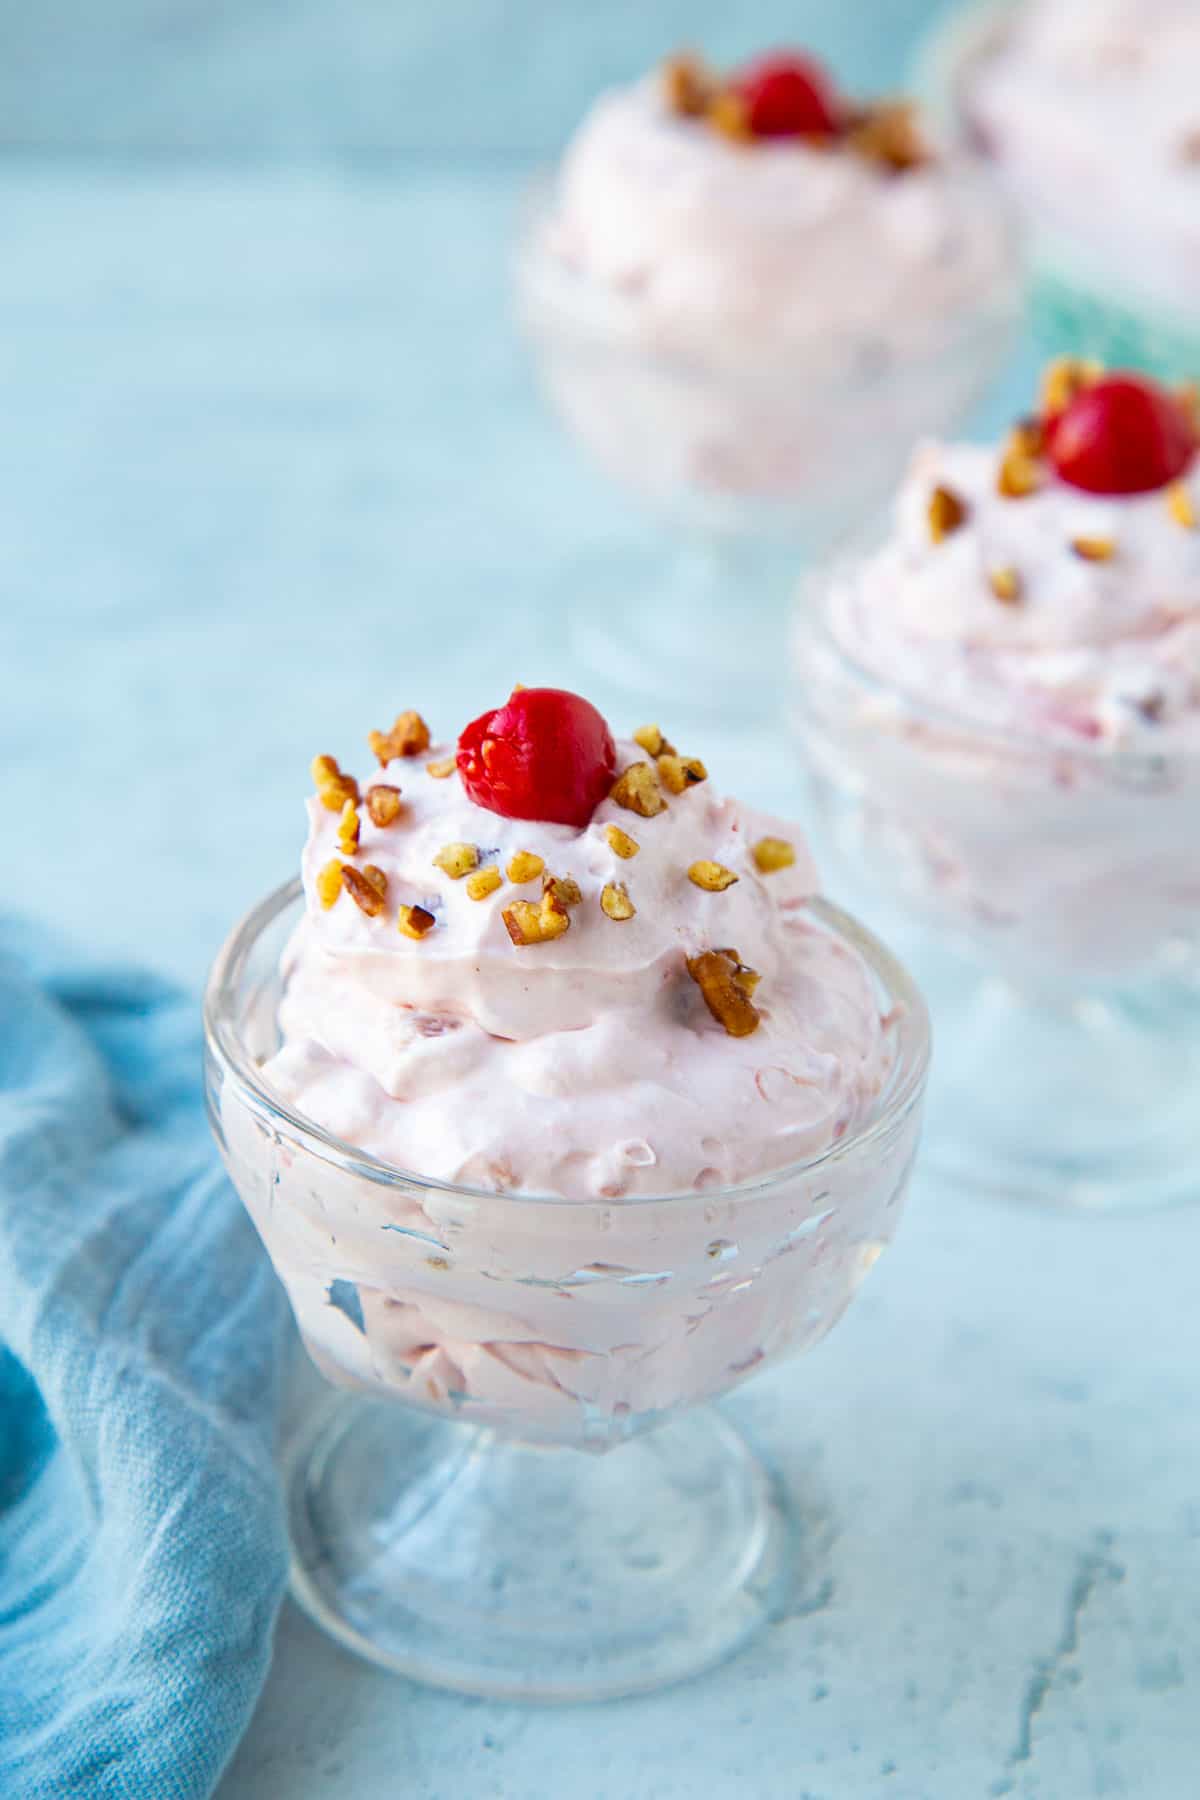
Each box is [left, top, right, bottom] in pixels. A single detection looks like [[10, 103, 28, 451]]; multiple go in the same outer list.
[[796, 361, 1200, 981], [964, 0, 1200, 319], [222, 689, 925, 1442], [519, 48, 1013, 516]]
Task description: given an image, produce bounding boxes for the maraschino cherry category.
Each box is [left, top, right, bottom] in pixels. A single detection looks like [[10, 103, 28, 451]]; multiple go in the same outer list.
[[731, 50, 841, 139], [1049, 374, 1197, 496], [457, 688, 616, 829]]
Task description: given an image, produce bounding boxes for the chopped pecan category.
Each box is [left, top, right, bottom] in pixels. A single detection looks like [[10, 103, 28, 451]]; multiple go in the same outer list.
[[611, 762, 667, 817], [989, 566, 1022, 604], [397, 903, 436, 941], [601, 881, 636, 922], [928, 484, 968, 542], [311, 754, 359, 812], [662, 50, 713, 118], [657, 753, 708, 795], [707, 90, 751, 142], [368, 710, 431, 766], [433, 842, 479, 880], [361, 865, 387, 897], [1071, 536, 1116, 563], [365, 784, 403, 828], [342, 864, 387, 917], [605, 825, 640, 860], [1040, 355, 1102, 420], [506, 850, 545, 884], [633, 724, 676, 758], [465, 865, 503, 901], [502, 889, 571, 947], [543, 873, 582, 908], [997, 441, 1043, 500], [315, 859, 344, 910], [686, 948, 762, 1038], [688, 860, 739, 892], [846, 101, 930, 172], [336, 799, 360, 856], [1167, 483, 1197, 530], [751, 837, 795, 874], [425, 756, 456, 780]]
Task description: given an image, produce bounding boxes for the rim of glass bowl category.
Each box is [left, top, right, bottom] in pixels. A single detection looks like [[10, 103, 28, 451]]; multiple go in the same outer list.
[[203, 876, 930, 1210], [797, 528, 1200, 777], [512, 158, 1023, 385]]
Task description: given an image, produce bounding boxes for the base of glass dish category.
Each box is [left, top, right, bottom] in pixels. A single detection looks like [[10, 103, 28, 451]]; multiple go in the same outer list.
[[921, 963, 1200, 1212], [285, 1395, 794, 1702]]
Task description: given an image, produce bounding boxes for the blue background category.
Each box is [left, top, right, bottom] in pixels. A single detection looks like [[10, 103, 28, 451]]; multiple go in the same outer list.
[[3, 5, 1198, 1798]]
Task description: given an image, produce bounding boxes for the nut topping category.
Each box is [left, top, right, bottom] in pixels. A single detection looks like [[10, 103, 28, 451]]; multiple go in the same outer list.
[[506, 850, 545, 884], [997, 441, 1043, 500], [689, 861, 739, 892], [1071, 536, 1117, 563], [397, 903, 436, 941], [751, 837, 795, 874], [605, 825, 640, 859], [433, 842, 479, 880], [1040, 355, 1102, 420], [989, 567, 1022, 604], [601, 881, 636, 922], [365, 784, 403, 827], [657, 753, 708, 795], [611, 762, 668, 817], [368, 710, 431, 767], [707, 90, 752, 142], [633, 724, 676, 758], [426, 756, 456, 779], [845, 101, 929, 172], [1167, 482, 1197, 529], [663, 52, 713, 119], [686, 948, 762, 1038], [336, 799, 360, 857], [543, 873, 582, 908], [465, 865, 503, 901], [342, 864, 387, 918], [311, 754, 359, 812], [315, 859, 344, 910], [502, 889, 571, 947], [928, 484, 968, 542]]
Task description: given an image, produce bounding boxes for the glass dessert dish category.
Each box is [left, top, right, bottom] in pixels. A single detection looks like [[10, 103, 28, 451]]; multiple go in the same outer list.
[[921, 0, 1200, 377], [515, 48, 1019, 724], [793, 362, 1200, 1212], [203, 688, 930, 1700]]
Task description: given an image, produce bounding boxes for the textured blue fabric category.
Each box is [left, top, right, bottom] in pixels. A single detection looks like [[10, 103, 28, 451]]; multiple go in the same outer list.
[[0, 930, 289, 1800]]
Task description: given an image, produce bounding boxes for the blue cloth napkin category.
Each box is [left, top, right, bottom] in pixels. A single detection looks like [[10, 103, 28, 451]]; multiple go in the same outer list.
[[0, 930, 290, 1799]]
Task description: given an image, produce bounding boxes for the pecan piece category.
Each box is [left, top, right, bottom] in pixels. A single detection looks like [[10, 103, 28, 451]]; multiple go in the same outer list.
[[502, 889, 571, 947], [1040, 355, 1102, 420], [751, 837, 795, 874], [1071, 536, 1116, 563], [397, 903, 436, 941], [657, 754, 708, 795], [465, 865, 503, 901], [846, 102, 930, 172], [1167, 483, 1197, 530], [433, 842, 479, 880], [368, 710, 431, 766], [342, 864, 387, 917], [506, 850, 545, 884], [686, 949, 762, 1038], [315, 859, 344, 910], [928, 484, 968, 543], [633, 724, 676, 758], [311, 754, 359, 812], [989, 567, 1022, 604], [426, 756, 456, 780], [605, 825, 640, 860], [662, 51, 713, 118], [365, 784, 402, 827], [601, 881, 636, 922], [688, 861, 739, 892], [336, 799, 360, 856], [611, 762, 667, 818], [543, 873, 582, 909]]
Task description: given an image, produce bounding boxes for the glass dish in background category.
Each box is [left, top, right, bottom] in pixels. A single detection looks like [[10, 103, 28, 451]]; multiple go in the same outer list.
[[918, 0, 1200, 379], [514, 169, 1019, 726], [204, 877, 929, 1702], [792, 546, 1200, 1213]]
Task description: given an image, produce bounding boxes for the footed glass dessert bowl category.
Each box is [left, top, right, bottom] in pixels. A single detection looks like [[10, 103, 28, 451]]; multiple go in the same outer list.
[[515, 45, 1017, 724], [793, 362, 1200, 1211], [203, 686, 929, 1700]]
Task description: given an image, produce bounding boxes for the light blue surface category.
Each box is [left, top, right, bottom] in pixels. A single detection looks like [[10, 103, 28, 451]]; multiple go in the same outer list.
[[1, 157, 1195, 1800], [0, 929, 288, 1799]]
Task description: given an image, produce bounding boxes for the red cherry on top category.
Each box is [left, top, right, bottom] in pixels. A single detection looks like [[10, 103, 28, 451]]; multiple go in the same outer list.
[[1049, 375, 1197, 496], [731, 50, 841, 139], [457, 688, 616, 829]]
